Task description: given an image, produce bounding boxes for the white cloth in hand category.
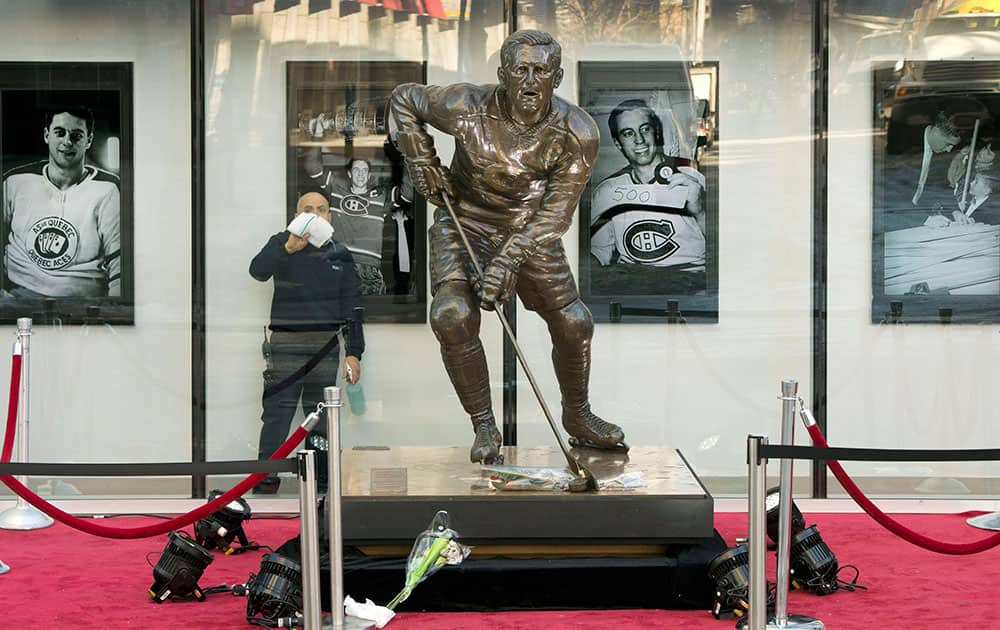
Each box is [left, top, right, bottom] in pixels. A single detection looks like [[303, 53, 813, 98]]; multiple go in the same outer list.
[[287, 212, 334, 248]]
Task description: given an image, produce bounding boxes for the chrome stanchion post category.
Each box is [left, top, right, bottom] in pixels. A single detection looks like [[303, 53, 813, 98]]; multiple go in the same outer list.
[[299, 449, 321, 630], [748, 434, 768, 630], [967, 512, 1000, 531], [774, 379, 797, 625], [0, 318, 53, 530], [766, 380, 824, 630], [320, 387, 372, 630], [324, 386, 345, 628]]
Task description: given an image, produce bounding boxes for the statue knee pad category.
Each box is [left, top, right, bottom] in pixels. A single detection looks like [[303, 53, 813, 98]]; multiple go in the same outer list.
[[430, 294, 480, 344], [550, 299, 594, 348]]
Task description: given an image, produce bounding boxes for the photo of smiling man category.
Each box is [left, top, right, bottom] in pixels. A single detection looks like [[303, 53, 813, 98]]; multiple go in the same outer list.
[[2, 102, 121, 298], [590, 99, 706, 274], [577, 61, 719, 322]]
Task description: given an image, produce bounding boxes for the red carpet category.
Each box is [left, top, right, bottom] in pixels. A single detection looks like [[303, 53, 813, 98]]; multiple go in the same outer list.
[[1, 510, 997, 628]]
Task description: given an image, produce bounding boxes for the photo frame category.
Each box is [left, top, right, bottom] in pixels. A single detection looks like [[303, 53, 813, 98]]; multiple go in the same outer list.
[[287, 60, 427, 324], [0, 62, 134, 325], [577, 61, 719, 324], [872, 61, 1000, 324]]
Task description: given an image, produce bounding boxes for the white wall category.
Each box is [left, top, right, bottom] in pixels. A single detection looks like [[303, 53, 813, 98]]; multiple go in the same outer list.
[[0, 1, 192, 466]]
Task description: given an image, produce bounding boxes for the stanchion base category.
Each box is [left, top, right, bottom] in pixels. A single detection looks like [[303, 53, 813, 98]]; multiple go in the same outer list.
[[737, 614, 826, 629], [0, 560, 9, 575], [321, 615, 375, 629], [0, 503, 54, 530], [767, 615, 825, 629], [967, 512, 1000, 531]]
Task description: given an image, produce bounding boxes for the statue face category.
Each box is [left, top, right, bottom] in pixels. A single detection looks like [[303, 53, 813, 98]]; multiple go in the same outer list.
[[499, 44, 563, 121]]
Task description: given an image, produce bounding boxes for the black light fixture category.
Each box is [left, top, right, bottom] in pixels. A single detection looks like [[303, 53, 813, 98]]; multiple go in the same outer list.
[[707, 543, 751, 619], [245, 553, 304, 626], [764, 486, 806, 547], [789, 524, 841, 595], [149, 531, 215, 603], [195, 489, 253, 554], [707, 543, 778, 620]]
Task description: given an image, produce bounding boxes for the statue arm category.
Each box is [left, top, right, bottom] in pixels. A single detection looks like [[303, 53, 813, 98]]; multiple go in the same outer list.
[[390, 83, 473, 203], [389, 83, 468, 164]]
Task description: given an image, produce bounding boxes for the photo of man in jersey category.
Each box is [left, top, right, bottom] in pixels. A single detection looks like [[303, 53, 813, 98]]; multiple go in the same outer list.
[[304, 153, 405, 296], [286, 60, 426, 322], [576, 62, 719, 323], [590, 98, 706, 295], [2, 103, 121, 298]]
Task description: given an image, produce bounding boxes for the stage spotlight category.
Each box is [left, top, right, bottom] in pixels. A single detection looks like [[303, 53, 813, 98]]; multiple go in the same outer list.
[[708, 544, 778, 620], [765, 486, 805, 546], [708, 543, 751, 619], [195, 489, 253, 553], [245, 553, 304, 626], [149, 531, 215, 602], [789, 524, 840, 595]]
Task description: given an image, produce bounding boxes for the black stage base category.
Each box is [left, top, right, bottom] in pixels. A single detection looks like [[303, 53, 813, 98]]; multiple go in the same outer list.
[[277, 532, 727, 612], [342, 533, 728, 612], [280, 444, 724, 612]]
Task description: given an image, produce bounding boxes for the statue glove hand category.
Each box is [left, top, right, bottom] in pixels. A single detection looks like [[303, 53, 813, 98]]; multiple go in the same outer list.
[[407, 159, 453, 206], [476, 258, 518, 311]]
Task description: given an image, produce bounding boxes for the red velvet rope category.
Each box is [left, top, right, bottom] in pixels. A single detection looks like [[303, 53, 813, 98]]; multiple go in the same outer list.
[[806, 423, 1000, 555], [2, 353, 21, 462], [0, 425, 308, 539]]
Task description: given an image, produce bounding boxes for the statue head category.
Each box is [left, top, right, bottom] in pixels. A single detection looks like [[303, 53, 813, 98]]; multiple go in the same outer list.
[[497, 30, 564, 123]]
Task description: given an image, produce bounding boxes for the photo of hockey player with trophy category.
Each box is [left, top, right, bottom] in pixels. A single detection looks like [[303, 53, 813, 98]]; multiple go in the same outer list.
[[286, 60, 426, 323], [578, 61, 718, 323]]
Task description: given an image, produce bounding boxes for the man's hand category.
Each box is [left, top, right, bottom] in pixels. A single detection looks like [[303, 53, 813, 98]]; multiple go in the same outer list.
[[666, 171, 703, 210], [284, 233, 310, 254], [951, 209, 975, 225], [475, 257, 518, 311], [343, 355, 362, 384], [407, 159, 453, 206]]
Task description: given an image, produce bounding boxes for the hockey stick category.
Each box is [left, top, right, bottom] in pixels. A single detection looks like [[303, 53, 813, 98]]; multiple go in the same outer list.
[[440, 193, 597, 491]]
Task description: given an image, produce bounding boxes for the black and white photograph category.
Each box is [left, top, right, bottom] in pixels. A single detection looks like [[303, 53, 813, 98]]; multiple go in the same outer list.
[[0, 62, 134, 325], [287, 60, 427, 323], [578, 61, 719, 323], [873, 61, 1000, 323]]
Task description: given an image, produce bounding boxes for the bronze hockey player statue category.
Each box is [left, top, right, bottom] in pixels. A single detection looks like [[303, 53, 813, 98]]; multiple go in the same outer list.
[[390, 29, 627, 464]]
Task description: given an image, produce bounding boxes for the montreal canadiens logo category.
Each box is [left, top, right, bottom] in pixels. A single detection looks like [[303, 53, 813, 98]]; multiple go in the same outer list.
[[340, 194, 370, 215], [27, 216, 79, 270], [623, 219, 678, 263]]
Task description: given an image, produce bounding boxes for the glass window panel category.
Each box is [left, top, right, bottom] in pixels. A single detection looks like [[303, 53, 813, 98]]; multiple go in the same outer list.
[[829, 0, 1000, 498], [0, 1, 192, 499], [518, 0, 815, 496], [204, 0, 508, 495]]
